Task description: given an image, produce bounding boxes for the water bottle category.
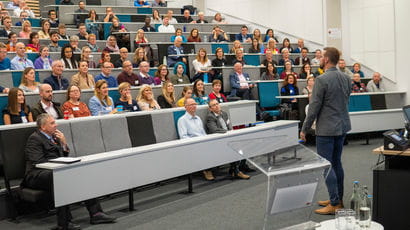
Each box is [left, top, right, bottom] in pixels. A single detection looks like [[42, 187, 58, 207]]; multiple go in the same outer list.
[[203, 35, 207, 43], [203, 72, 208, 83], [64, 110, 70, 120], [183, 25, 186, 32], [359, 194, 372, 228], [349, 181, 361, 222], [43, 58, 50, 70]]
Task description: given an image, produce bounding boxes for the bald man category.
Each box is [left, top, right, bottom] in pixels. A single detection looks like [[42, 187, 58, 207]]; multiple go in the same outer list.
[[10, 42, 34, 70], [31, 83, 64, 120]]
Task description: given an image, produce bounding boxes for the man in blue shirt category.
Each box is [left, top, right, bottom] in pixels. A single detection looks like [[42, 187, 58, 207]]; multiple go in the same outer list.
[[0, 42, 11, 70], [94, 62, 118, 88], [10, 42, 34, 70], [234, 26, 252, 43]]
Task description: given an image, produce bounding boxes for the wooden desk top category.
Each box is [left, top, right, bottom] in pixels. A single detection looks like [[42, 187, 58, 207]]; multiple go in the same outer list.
[[373, 146, 410, 156]]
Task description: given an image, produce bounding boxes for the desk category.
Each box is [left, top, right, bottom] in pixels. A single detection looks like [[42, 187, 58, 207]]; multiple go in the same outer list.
[[37, 121, 299, 207], [315, 219, 383, 230]]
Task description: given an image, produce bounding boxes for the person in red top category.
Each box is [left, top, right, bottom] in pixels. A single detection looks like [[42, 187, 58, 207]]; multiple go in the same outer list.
[[208, 79, 227, 103], [187, 28, 202, 42], [26, 32, 40, 52], [61, 85, 91, 118]]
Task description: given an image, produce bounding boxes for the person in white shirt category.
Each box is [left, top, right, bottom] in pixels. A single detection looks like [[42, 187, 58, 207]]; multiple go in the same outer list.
[[13, 0, 35, 18], [31, 83, 64, 121], [166, 10, 178, 24], [157, 17, 175, 33], [366, 72, 386, 92]]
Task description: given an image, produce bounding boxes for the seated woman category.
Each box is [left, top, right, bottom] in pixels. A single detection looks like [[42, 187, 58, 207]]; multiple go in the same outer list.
[[264, 38, 279, 54], [212, 12, 227, 24], [264, 28, 278, 43], [351, 73, 367, 93], [261, 62, 279, 80], [351, 62, 365, 78], [80, 46, 97, 68], [114, 82, 140, 112], [299, 63, 316, 79], [211, 47, 227, 83], [62, 85, 91, 118], [154, 64, 169, 85], [88, 80, 117, 116], [57, 23, 69, 40], [34, 46, 53, 70], [26, 32, 40, 52], [137, 84, 161, 110], [97, 50, 113, 68], [230, 40, 242, 54], [187, 28, 201, 42], [280, 73, 299, 110], [208, 79, 227, 103], [231, 49, 246, 66], [104, 35, 119, 53], [134, 29, 149, 47], [170, 28, 187, 43], [177, 85, 193, 107], [157, 81, 176, 108], [132, 47, 152, 67], [19, 67, 40, 93], [280, 61, 298, 79], [85, 10, 100, 40], [87, 34, 100, 52], [3, 88, 33, 124], [192, 48, 212, 82], [248, 38, 261, 54], [192, 79, 209, 105], [18, 20, 31, 39], [110, 17, 129, 50], [170, 62, 190, 85], [302, 76, 315, 95], [6, 32, 18, 51], [38, 20, 51, 39], [71, 60, 95, 89], [279, 38, 293, 53], [151, 9, 162, 24], [61, 45, 78, 69], [253, 29, 263, 44]]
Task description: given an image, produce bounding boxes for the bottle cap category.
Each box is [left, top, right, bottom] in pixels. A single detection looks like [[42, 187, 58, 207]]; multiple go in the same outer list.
[[354, 181, 359, 184]]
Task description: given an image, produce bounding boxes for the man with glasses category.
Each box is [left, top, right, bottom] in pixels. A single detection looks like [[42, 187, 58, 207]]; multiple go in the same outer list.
[[114, 47, 129, 68], [11, 42, 34, 70], [0, 16, 13, 37], [94, 61, 118, 88], [117, 60, 139, 86], [44, 60, 69, 91]]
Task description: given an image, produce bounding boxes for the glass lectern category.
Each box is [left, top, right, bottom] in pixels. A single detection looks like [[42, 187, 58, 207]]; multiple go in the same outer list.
[[229, 136, 331, 230]]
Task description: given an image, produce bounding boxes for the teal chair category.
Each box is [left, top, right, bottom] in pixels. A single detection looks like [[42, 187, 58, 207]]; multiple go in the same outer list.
[[117, 15, 131, 23], [211, 43, 229, 54], [137, 8, 152, 14], [11, 71, 40, 87], [103, 23, 112, 40], [27, 53, 39, 63], [28, 18, 40, 27], [108, 90, 120, 104], [243, 55, 260, 66], [173, 110, 186, 138], [349, 95, 372, 112], [257, 81, 281, 117]]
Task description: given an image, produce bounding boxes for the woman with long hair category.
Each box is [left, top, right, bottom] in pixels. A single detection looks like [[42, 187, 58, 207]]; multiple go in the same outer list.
[[177, 86, 193, 107], [114, 82, 140, 112], [280, 38, 293, 53], [71, 60, 95, 89], [187, 28, 201, 42], [26, 32, 40, 52], [261, 62, 279, 80], [81, 46, 97, 68], [302, 76, 315, 95], [38, 20, 51, 39], [157, 81, 176, 108], [132, 47, 153, 67], [34, 46, 53, 69], [248, 38, 261, 53], [264, 38, 279, 54], [62, 85, 91, 118], [6, 32, 17, 51], [134, 29, 149, 45], [170, 62, 190, 85], [170, 28, 187, 43], [85, 9, 100, 40], [97, 50, 113, 68], [280, 73, 299, 109], [192, 48, 212, 81], [19, 20, 32, 38], [151, 9, 162, 24], [137, 84, 161, 111], [230, 40, 242, 54], [280, 61, 298, 79], [299, 63, 316, 79], [19, 67, 40, 93], [192, 79, 208, 105], [104, 35, 119, 53], [88, 80, 116, 116], [154, 64, 169, 85], [253, 29, 263, 44], [60, 45, 78, 69], [264, 28, 278, 43], [3, 87, 33, 124]]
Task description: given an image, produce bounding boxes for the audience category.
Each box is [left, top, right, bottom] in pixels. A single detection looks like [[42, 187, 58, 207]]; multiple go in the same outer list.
[[299, 63, 316, 79], [133, 47, 150, 67], [115, 82, 140, 112], [38, 20, 51, 39], [264, 38, 279, 54], [7, 0, 19, 9], [230, 40, 243, 54], [179, 9, 195, 23], [87, 33, 100, 52], [61, 85, 91, 118], [26, 32, 40, 52], [6, 32, 17, 51], [151, 9, 162, 24], [11, 42, 34, 70], [103, 7, 115, 23], [294, 47, 311, 65], [248, 38, 262, 54], [137, 84, 160, 110], [252, 29, 263, 44], [264, 28, 278, 43], [167, 36, 186, 67], [187, 28, 201, 42], [192, 79, 209, 105], [157, 82, 176, 108], [151, 0, 166, 7], [44, 60, 69, 91], [154, 64, 170, 85], [31, 83, 63, 120], [141, 16, 156, 32], [97, 50, 112, 68], [89, 79, 117, 116], [114, 47, 129, 68], [302, 76, 315, 95], [95, 61, 118, 88], [261, 49, 278, 67], [261, 62, 279, 80], [48, 9, 59, 28], [280, 38, 293, 53], [104, 35, 119, 53], [196, 11, 208, 24], [229, 62, 254, 99], [170, 62, 190, 85], [13, 0, 35, 18], [137, 61, 155, 85], [71, 60, 95, 89], [212, 12, 227, 24], [231, 49, 246, 66], [280, 61, 297, 79], [74, 0, 89, 26], [110, 17, 129, 49], [77, 23, 89, 40], [177, 86, 192, 107], [134, 0, 150, 7], [294, 38, 305, 53], [19, 67, 39, 93], [352, 62, 365, 78], [117, 60, 139, 86], [351, 73, 367, 93], [134, 29, 149, 47], [34, 46, 53, 70], [70, 35, 81, 51], [235, 25, 252, 43], [367, 72, 385, 92], [57, 23, 69, 39], [311, 49, 322, 65], [208, 79, 227, 103], [60, 45, 78, 69], [81, 46, 97, 68], [165, 10, 177, 24], [211, 47, 227, 80], [48, 31, 62, 52], [0, 16, 12, 37], [3, 87, 33, 124], [278, 48, 294, 66]]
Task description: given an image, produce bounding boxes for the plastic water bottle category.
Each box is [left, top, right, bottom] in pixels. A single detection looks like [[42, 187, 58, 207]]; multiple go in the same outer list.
[[203, 73, 208, 83], [43, 58, 50, 69], [359, 194, 372, 228], [349, 181, 361, 222], [203, 35, 207, 43], [183, 25, 186, 32]]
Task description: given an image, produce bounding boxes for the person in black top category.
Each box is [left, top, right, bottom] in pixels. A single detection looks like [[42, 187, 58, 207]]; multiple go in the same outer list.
[[115, 82, 140, 112], [179, 9, 195, 23], [210, 47, 227, 89], [3, 87, 33, 124], [157, 82, 176, 108], [141, 17, 156, 32]]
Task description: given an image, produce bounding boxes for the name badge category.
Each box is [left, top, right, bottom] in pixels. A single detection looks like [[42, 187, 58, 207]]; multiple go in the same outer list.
[[226, 119, 230, 125], [21, 116, 28, 123], [106, 107, 112, 111], [178, 78, 183, 82], [133, 106, 138, 111], [72, 107, 80, 111], [135, 80, 139, 85]]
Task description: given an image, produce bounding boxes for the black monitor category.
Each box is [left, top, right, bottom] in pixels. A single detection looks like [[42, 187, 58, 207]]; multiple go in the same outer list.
[[403, 105, 410, 123]]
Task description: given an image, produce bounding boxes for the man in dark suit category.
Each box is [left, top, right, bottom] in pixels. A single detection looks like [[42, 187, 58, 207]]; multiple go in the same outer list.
[[31, 84, 64, 121], [22, 113, 115, 229], [205, 99, 250, 179], [167, 36, 186, 67], [234, 25, 252, 43], [229, 62, 254, 99]]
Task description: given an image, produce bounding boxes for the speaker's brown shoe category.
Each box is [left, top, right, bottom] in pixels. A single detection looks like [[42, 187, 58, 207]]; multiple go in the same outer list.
[[314, 203, 343, 215], [236, 171, 250, 180], [317, 200, 330, 207], [203, 170, 215, 181]]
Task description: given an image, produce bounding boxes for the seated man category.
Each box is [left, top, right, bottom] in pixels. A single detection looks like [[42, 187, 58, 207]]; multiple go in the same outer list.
[[13, 0, 35, 18], [294, 47, 310, 65], [337, 58, 353, 78], [293, 38, 305, 53], [351, 73, 367, 93], [205, 99, 250, 179], [178, 9, 196, 23], [366, 72, 385, 92], [103, 7, 115, 23], [15, 11, 28, 26], [94, 61, 118, 88], [48, 31, 61, 52], [7, 0, 20, 9], [229, 62, 254, 99], [117, 60, 140, 86], [166, 10, 178, 24], [177, 98, 214, 180], [0, 42, 11, 70], [261, 49, 278, 67], [77, 23, 89, 40], [209, 25, 228, 42], [11, 42, 34, 70], [22, 113, 115, 229], [151, 0, 166, 7], [137, 61, 155, 85], [141, 17, 156, 32], [74, 0, 89, 26], [134, 0, 150, 7], [48, 9, 59, 28], [167, 36, 186, 67], [234, 26, 252, 43], [114, 47, 129, 68], [31, 83, 63, 120], [43, 60, 69, 91], [0, 16, 13, 37], [278, 48, 294, 66], [157, 17, 175, 33], [196, 12, 208, 24]]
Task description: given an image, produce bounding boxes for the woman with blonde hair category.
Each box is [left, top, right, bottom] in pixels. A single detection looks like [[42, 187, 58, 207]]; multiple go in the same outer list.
[[88, 80, 117, 116], [3, 87, 33, 124], [137, 85, 160, 111], [114, 82, 140, 112], [133, 47, 148, 67], [19, 20, 32, 38], [134, 29, 149, 45], [19, 67, 40, 93], [192, 48, 212, 81], [230, 40, 242, 54], [62, 85, 91, 118], [177, 85, 193, 107], [157, 81, 176, 108], [81, 46, 97, 68], [71, 60, 95, 89]]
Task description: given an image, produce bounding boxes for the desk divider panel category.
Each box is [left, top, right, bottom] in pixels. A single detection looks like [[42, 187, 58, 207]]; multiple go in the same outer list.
[[151, 111, 179, 143], [244, 55, 261, 66], [137, 8, 153, 14], [57, 121, 75, 157], [99, 116, 132, 152], [126, 114, 156, 147], [370, 94, 387, 110], [349, 95, 372, 112], [70, 119, 105, 156], [0, 72, 13, 89]]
